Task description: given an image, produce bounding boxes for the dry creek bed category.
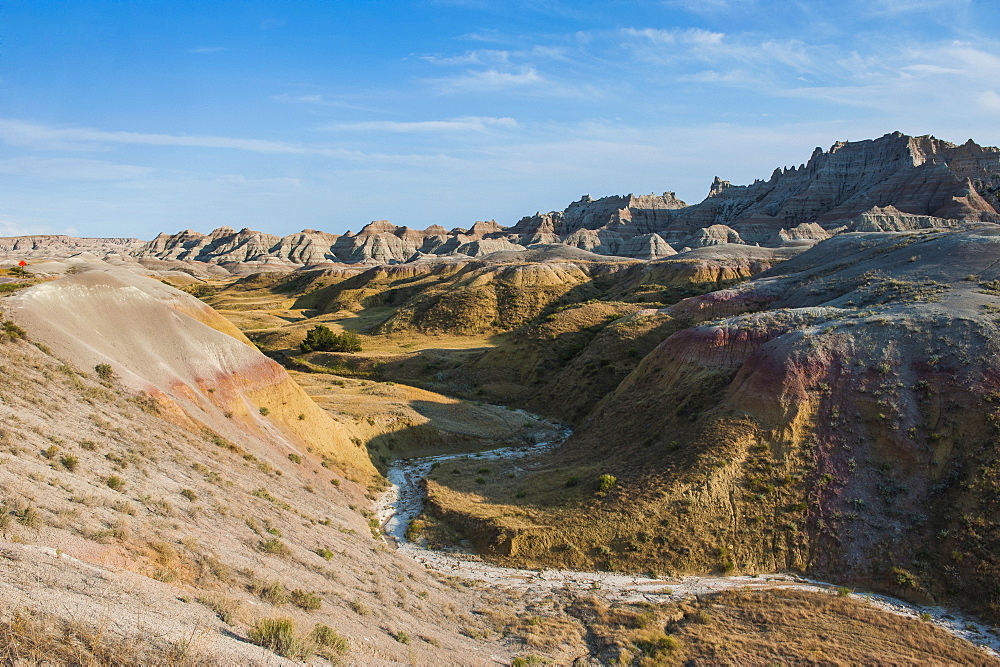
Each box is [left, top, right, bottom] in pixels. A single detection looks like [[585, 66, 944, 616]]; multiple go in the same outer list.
[[375, 419, 1000, 658]]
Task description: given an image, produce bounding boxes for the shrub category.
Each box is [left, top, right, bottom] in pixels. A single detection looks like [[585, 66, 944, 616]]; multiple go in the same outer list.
[[248, 617, 304, 659], [565, 475, 580, 488], [251, 579, 289, 605], [300, 325, 362, 353], [310, 624, 349, 657], [2, 320, 26, 340], [40, 445, 58, 460], [349, 600, 369, 616], [197, 595, 242, 625], [893, 567, 918, 588], [287, 453, 302, 464], [180, 489, 197, 502], [634, 634, 681, 658], [259, 406, 270, 416], [836, 586, 853, 597], [94, 364, 115, 383], [290, 589, 322, 611], [394, 630, 410, 644], [597, 474, 618, 493], [106, 475, 126, 492], [259, 537, 290, 557], [59, 455, 79, 472], [14, 505, 41, 528]]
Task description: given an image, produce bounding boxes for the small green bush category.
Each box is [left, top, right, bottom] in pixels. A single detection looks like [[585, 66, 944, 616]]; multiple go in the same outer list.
[[259, 537, 290, 557], [59, 455, 79, 472], [180, 489, 197, 502], [310, 624, 349, 657], [394, 630, 410, 644], [106, 475, 126, 492], [249, 617, 304, 659], [2, 320, 26, 340], [15, 505, 41, 528], [635, 634, 681, 658], [251, 579, 288, 605], [315, 547, 334, 560], [288, 453, 302, 464], [597, 474, 617, 493], [290, 589, 322, 611], [300, 325, 362, 353], [259, 406, 270, 416], [95, 363, 115, 383]]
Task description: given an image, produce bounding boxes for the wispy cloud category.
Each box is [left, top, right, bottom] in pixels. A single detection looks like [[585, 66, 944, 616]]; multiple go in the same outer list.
[[421, 45, 567, 66], [187, 46, 226, 53], [0, 216, 78, 238], [0, 156, 154, 181], [619, 27, 816, 75], [427, 67, 546, 93], [270, 94, 380, 112], [0, 119, 354, 157], [866, 0, 970, 15], [321, 116, 518, 133]]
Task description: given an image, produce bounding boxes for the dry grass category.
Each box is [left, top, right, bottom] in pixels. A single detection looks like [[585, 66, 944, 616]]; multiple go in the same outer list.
[[562, 589, 996, 665], [0, 607, 207, 665]]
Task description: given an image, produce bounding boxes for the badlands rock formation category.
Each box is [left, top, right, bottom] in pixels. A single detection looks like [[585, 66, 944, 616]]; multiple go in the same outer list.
[[8, 266, 376, 480], [419, 227, 1000, 625], [0, 235, 144, 258], [3, 133, 997, 274]]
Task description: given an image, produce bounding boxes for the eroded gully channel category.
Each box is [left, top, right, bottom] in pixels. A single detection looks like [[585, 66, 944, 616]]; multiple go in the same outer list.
[[374, 420, 1000, 657]]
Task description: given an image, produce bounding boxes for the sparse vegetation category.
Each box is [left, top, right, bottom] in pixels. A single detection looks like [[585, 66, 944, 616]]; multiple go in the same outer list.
[[259, 537, 290, 557], [597, 474, 617, 493], [310, 624, 349, 658], [290, 589, 322, 611], [251, 579, 289, 606], [94, 363, 115, 383], [300, 325, 363, 353], [248, 617, 306, 659], [105, 475, 126, 492]]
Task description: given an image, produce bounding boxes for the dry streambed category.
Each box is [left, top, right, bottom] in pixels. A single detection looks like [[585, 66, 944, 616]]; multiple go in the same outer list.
[[376, 426, 1000, 657]]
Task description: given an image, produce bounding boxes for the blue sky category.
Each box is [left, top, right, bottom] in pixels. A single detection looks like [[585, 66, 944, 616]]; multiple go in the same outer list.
[[2, 0, 999, 239]]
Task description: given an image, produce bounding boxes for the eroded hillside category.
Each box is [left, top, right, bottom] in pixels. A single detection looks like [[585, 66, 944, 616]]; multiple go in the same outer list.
[[2, 250, 995, 663], [418, 227, 1000, 626]]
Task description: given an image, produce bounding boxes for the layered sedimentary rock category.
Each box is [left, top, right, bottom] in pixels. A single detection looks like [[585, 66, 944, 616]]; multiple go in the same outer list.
[[7, 267, 375, 478], [21, 132, 998, 272], [0, 235, 144, 258]]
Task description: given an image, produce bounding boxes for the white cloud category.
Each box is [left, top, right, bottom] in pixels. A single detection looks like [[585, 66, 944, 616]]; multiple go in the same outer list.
[[427, 67, 545, 93], [269, 94, 380, 112], [0, 156, 154, 181], [619, 27, 815, 74], [0, 118, 354, 157], [421, 45, 568, 67], [321, 116, 519, 133], [866, 0, 970, 15]]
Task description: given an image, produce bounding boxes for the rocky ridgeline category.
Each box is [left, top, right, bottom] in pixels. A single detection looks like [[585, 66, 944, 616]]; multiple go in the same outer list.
[[0, 235, 145, 258], [6, 132, 1000, 272]]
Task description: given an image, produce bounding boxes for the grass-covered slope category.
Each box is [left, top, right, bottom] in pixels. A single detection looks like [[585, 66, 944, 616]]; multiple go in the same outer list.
[[422, 227, 1000, 623]]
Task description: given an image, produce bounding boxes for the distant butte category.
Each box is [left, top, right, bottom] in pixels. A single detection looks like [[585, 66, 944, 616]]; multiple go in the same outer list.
[[3, 132, 999, 272]]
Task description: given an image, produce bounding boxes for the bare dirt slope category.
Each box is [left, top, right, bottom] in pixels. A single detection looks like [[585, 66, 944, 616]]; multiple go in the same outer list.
[[0, 269, 517, 664]]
